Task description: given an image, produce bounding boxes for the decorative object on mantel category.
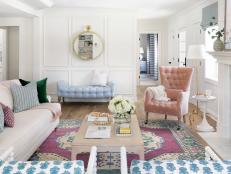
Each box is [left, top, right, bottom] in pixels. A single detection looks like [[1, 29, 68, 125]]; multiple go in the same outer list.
[[108, 96, 135, 124], [72, 25, 104, 60], [208, 28, 225, 51], [224, 0, 231, 50]]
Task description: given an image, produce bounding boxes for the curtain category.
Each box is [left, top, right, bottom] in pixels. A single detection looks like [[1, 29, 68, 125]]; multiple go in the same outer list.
[[147, 34, 158, 80]]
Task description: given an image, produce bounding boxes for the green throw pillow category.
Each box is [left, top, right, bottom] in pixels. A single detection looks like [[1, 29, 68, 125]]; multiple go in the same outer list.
[[19, 78, 49, 103]]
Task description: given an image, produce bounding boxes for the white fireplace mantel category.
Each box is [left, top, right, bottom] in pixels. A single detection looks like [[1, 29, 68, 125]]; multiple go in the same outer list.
[[208, 51, 231, 65], [199, 51, 231, 160]]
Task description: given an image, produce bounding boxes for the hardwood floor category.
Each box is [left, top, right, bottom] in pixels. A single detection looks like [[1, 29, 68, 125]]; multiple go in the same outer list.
[[61, 85, 217, 147]]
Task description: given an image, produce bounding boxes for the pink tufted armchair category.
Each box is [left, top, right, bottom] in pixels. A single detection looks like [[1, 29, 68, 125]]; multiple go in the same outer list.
[[144, 66, 193, 129]]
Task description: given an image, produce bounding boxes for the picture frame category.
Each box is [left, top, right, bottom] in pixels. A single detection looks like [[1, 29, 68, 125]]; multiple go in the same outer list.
[[224, 0, 231, 50]]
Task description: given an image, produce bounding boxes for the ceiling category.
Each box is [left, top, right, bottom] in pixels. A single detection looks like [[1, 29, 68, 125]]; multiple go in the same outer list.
[[52, 0, 203, 18], [0, 0, 203, 18]]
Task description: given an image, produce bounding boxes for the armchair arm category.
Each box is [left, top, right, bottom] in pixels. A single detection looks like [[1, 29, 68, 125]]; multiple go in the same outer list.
[[86, 146, 97, 174], [166, 89, 183, 100], [120, 146, 128, 174], [144, 88, 154, 104], [166, 89, 190, 116], [177, 91, 190, 116]]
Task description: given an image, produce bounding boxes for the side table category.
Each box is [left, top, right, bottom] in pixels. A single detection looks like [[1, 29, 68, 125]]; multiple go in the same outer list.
[[192, 95, 215, 132]]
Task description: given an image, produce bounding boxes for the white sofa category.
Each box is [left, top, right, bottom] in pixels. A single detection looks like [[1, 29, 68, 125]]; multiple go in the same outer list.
[[0, 80, 60, 161]]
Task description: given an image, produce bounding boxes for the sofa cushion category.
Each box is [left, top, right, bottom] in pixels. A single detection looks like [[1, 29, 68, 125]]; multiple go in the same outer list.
[[0, 106, 4, 133], [19, 78, 49, 103], [11, 83, 39, 113], [130, 160, 231, 174], [0, 103, 14, 127], [0, 109, 58, 160], [0, 160, 84, 174]]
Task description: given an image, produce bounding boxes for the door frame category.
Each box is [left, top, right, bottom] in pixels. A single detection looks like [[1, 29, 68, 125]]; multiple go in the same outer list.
[[137, 31, 162, 85]]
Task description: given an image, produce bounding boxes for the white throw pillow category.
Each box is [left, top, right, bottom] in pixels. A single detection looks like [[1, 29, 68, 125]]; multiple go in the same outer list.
[[0, 84, 14, 109], [91, 71, 108, 86]]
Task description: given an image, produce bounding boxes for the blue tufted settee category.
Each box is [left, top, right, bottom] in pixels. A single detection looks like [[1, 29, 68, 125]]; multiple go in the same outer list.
[[57, 81, 115, 102]]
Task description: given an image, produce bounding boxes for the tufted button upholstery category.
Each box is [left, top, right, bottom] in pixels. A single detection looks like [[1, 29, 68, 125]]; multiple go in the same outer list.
[[144, 66, 193, 122], [57, 81, 114, 100], [160, 66, 193, 91]]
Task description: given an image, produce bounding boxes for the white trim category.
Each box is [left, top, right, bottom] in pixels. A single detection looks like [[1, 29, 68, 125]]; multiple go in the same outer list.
[[0, 0, 40, 17], [86, 146, 97, 174], [205, 78, 218, 86]]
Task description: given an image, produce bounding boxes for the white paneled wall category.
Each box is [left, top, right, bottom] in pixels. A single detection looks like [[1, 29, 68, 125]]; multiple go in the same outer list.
[[167, 0, 225, 118], [35, 8, 137, 100]]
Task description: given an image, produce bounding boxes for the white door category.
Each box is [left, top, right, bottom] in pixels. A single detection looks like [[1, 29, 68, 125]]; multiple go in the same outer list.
[[178, 31, 186, 67], [0, 28, 7, 81]]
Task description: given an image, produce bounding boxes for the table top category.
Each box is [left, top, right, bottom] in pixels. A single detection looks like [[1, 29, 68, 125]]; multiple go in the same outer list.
[[192, 95, 216, 102], [72, 114, 144, 147]]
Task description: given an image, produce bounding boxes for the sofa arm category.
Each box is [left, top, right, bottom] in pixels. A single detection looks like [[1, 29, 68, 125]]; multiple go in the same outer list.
[[47, 96, 51, 103], [120, 146, 128, 174], [107, 81, 115, 97], [86, 146, 97, 174]]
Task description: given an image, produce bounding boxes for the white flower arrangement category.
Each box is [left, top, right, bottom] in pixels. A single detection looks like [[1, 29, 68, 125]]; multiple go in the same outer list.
[[108, 96, 135, 118]]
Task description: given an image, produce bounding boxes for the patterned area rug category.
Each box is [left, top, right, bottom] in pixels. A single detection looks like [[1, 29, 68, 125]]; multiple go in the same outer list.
[[30, 119, 205, 173]]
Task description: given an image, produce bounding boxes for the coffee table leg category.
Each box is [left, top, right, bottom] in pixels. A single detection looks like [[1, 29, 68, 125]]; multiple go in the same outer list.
[[71, 148, 78, 160], [138, 149, 145, 160]]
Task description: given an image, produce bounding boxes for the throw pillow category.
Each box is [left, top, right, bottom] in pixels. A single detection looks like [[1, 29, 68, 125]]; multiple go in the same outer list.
[[0, 106, 4, 133], [91, 71, 108, 86], [19, 78, 49, 103], [11, 82, 39, 113], [0, 84, 14, 109], [0, 103, 14, 127]]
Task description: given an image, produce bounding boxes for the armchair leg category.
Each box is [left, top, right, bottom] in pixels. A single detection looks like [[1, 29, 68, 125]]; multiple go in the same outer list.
[[165, 114, 167, 120], [183, 115, 186, 123], [177, 117, 181, 130], [145, 112, 149, 124]]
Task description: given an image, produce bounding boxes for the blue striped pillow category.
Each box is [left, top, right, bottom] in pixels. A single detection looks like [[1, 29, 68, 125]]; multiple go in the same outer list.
[[11, 82, 39, 113], [0, 106, 4, 133]]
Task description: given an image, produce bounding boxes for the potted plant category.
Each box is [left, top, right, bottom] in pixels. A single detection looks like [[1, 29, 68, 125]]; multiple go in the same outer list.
[[208, 28, 225, 51], [108, 96, 135, 124]]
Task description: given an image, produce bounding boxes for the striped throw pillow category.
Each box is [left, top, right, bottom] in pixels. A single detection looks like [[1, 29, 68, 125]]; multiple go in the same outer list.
[[11, 82, 39, 113], [0, 106, 4, 133]]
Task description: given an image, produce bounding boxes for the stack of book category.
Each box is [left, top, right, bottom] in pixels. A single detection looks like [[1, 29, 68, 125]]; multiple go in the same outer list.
[[116, 123, 131, 136]]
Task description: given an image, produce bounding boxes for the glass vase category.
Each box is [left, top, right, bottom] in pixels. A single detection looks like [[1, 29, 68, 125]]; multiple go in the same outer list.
[[113, 113, 131, 124]]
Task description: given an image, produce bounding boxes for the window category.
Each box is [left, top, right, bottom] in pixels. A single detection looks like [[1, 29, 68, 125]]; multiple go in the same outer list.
[[205, 26, 218, 81]]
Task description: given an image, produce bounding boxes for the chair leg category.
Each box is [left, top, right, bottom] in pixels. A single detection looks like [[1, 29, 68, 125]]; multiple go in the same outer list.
[[183, 115, 186, 123], [63, 97, 65, 103], [165, 114, 167, 120], [177, 117, 181, 130], [145, 112, 149, 124]]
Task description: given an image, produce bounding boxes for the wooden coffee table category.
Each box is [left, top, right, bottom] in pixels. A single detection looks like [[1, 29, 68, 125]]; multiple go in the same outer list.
[[71, 114, 144, 160]]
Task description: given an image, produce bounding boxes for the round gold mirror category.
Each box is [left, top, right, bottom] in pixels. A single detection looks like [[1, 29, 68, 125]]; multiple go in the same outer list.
[[73, 28, 104, 60]]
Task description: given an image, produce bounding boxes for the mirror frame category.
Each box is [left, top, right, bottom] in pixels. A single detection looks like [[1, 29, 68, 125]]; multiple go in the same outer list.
[[224, 0, 231, 50], [72, 31, 104, 60]]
